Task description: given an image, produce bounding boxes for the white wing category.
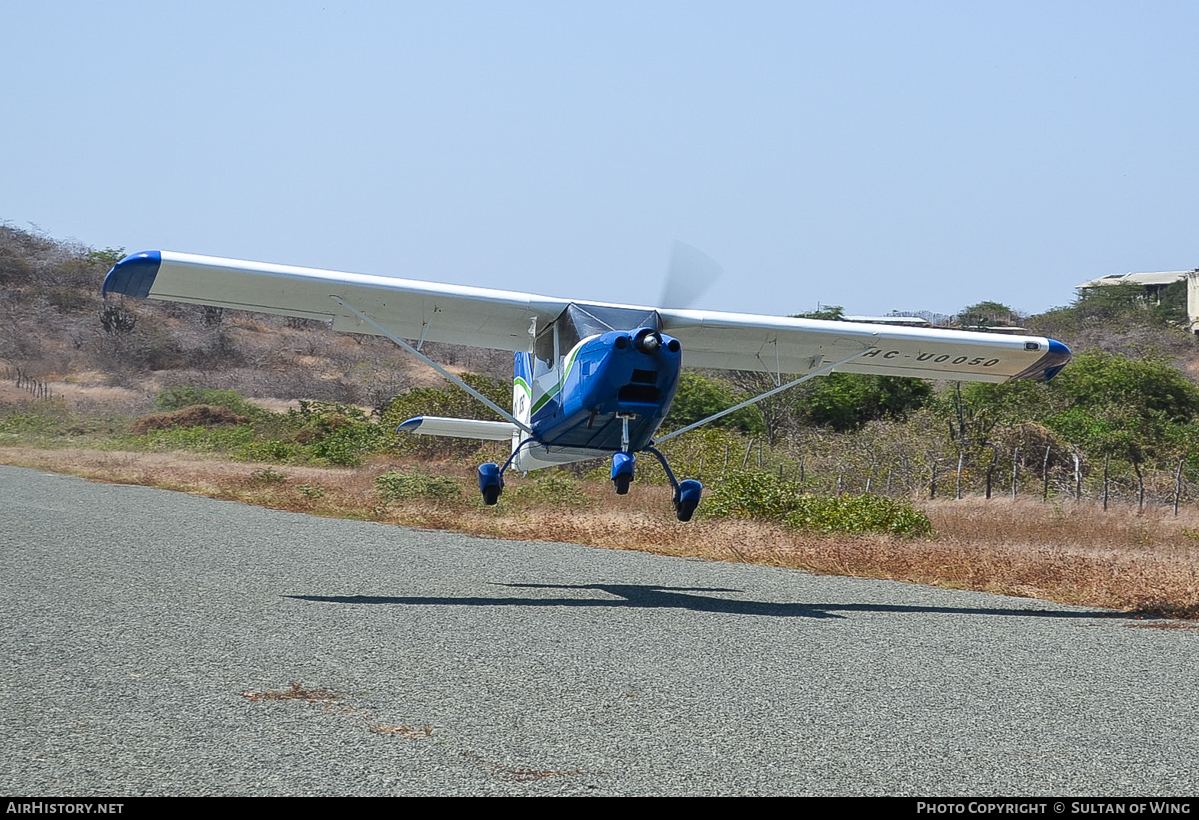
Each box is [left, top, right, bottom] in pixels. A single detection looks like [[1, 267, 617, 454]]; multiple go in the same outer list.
[[657, 308, 1069, 383], [104, 251, 1069, 382], [103, 250, 569, 351]]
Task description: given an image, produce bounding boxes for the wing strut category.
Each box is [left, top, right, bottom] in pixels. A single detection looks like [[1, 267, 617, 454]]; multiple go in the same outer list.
[[330, 295, 533, 434], [652, 347, 874, 445]]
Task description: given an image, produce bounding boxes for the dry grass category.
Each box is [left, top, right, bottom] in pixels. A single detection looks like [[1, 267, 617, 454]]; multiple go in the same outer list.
[[3, 446, 1198, 619]]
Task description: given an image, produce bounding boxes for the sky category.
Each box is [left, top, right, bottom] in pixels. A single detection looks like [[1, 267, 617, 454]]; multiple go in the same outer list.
[[3, 1, 1197, 318]]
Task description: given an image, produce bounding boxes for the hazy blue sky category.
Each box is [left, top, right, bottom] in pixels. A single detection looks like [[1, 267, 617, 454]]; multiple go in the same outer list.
[[3, 1, 1196, 318]]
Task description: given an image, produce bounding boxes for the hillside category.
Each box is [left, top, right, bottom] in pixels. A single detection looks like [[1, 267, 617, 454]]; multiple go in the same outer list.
[[0, 225, 509, 415]]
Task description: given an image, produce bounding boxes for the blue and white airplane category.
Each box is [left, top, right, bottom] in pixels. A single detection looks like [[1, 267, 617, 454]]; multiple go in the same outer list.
[[104, 250, 1071, 521]]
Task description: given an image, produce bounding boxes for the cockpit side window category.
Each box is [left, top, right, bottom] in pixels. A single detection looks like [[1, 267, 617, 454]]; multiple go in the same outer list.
[[533, 322, 557, 378]]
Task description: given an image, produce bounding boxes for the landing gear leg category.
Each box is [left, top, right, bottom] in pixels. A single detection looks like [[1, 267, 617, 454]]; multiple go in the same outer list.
[[645, 446, 703, 522], [611, 414, 636, 495], [611, 452, 635, 495]]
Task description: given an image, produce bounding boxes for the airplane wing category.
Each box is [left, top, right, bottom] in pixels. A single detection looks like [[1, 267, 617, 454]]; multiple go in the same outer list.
[[102, 250, 571, 351], [103, 251, 1069, 382], [656, 308, 1070, 383]]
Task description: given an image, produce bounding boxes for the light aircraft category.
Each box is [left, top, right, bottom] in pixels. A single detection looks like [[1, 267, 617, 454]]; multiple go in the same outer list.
[[103, 250, 1071, 521]]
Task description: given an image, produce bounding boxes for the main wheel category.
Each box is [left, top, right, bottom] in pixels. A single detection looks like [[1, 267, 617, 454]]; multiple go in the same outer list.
[[675, 498, 698, 522], [482, 485, 501, 506], [673, 479, 702, 522], [613, 474, 631, 495]]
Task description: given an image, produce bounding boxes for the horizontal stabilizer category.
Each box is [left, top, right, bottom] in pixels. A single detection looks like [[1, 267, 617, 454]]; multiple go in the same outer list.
[[397, 416, 518, 441]]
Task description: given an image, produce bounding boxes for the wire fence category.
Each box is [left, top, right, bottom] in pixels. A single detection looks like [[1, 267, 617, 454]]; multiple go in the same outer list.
[[654, 432, 1199, 517], [1, 364, 55, 401]]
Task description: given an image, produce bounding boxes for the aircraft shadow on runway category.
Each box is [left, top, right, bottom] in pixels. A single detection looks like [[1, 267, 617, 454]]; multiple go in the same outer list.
[[286, 583, 1136, 620]]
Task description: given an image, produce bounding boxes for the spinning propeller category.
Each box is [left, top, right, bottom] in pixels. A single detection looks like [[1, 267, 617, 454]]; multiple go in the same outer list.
[[657, 240, 724, 310]]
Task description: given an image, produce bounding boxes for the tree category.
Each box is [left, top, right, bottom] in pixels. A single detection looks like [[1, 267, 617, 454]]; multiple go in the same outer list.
[[1049, 350, 1199, 423], [796, 373, 932, 432], [663, 371, 763, 435], [1044, 350, 1199, 463], [792, 305, 845, 321], [958, 301, 1020, 329]]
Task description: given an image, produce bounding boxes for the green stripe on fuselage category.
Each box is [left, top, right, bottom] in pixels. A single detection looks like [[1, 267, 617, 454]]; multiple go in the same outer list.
[[529, 337, 593, 415]]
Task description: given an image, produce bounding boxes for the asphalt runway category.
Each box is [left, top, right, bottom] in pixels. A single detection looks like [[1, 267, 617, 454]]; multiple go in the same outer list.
[[2, 465, 1197, 796]]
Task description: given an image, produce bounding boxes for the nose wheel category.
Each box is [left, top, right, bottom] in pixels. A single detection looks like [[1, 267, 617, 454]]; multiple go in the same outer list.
[[611, 450, 635, 495]]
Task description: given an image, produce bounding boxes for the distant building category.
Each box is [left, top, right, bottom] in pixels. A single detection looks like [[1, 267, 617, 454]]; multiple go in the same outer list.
[[1076, 270, 1191, 302], [1076, 269, 1199, 333]]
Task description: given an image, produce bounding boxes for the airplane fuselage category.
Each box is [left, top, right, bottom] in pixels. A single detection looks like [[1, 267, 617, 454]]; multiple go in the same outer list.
[[526, 328, 682, 451]]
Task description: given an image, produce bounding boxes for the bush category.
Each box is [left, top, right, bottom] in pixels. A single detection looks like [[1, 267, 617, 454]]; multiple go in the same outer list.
[[132, 404, 249, 434], [375, 470, 462, 502], [704, 470, 807, 520], [134, 423, 257, 453], [797, 373, 933, 432], [288, 401, 382, 466], [377, 373, 512, 457], [704, 470, 932, 537], [155, 386, 261, 418], [236, 439, 303, 463], [509, 469, 593, 507], [663, 371, 764, 435], [783, 494, 933, 537]]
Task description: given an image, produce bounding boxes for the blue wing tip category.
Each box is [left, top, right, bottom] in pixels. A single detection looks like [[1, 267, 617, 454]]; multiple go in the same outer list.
[[102, 250, 162, 298], [1009, 338, 1072, 382], [1044, 339, 1072, 381], [1035, 338, 1072, 382], [396, 417, 425, 433]]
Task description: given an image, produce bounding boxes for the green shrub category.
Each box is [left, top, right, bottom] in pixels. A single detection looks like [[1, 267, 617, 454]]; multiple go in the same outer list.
[[249, 467, 288, 485], [703, 470, 807, 520], [783, 494, 932, 537], [236, 439, 302, 463], [154, 386, 261, 418], [0, 408, 70, 436], [135, 423, 257, 453], [289, 401, 382, 467], [377, 374, 512, 457], [509, 470, 593, 507], [704, 470, 932, 537], [375, 470, 462, 502]]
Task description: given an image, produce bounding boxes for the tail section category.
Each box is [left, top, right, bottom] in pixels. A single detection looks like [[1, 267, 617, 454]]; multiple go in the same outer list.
[[399, 352, 595, 472], [512, 351, 533, 456]]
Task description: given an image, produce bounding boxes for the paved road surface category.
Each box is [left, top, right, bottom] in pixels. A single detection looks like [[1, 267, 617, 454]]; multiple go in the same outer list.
[[2, 465, 1196, 796]]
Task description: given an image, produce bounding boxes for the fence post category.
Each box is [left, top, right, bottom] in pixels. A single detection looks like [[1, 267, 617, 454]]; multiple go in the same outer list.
[[1103, 453, 1110, 511], [1074, 452, 1082, 502], [1175, 458, 1185, 517], [1134, 460, 1145, 513], [1042, 444, 1051, 502]]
